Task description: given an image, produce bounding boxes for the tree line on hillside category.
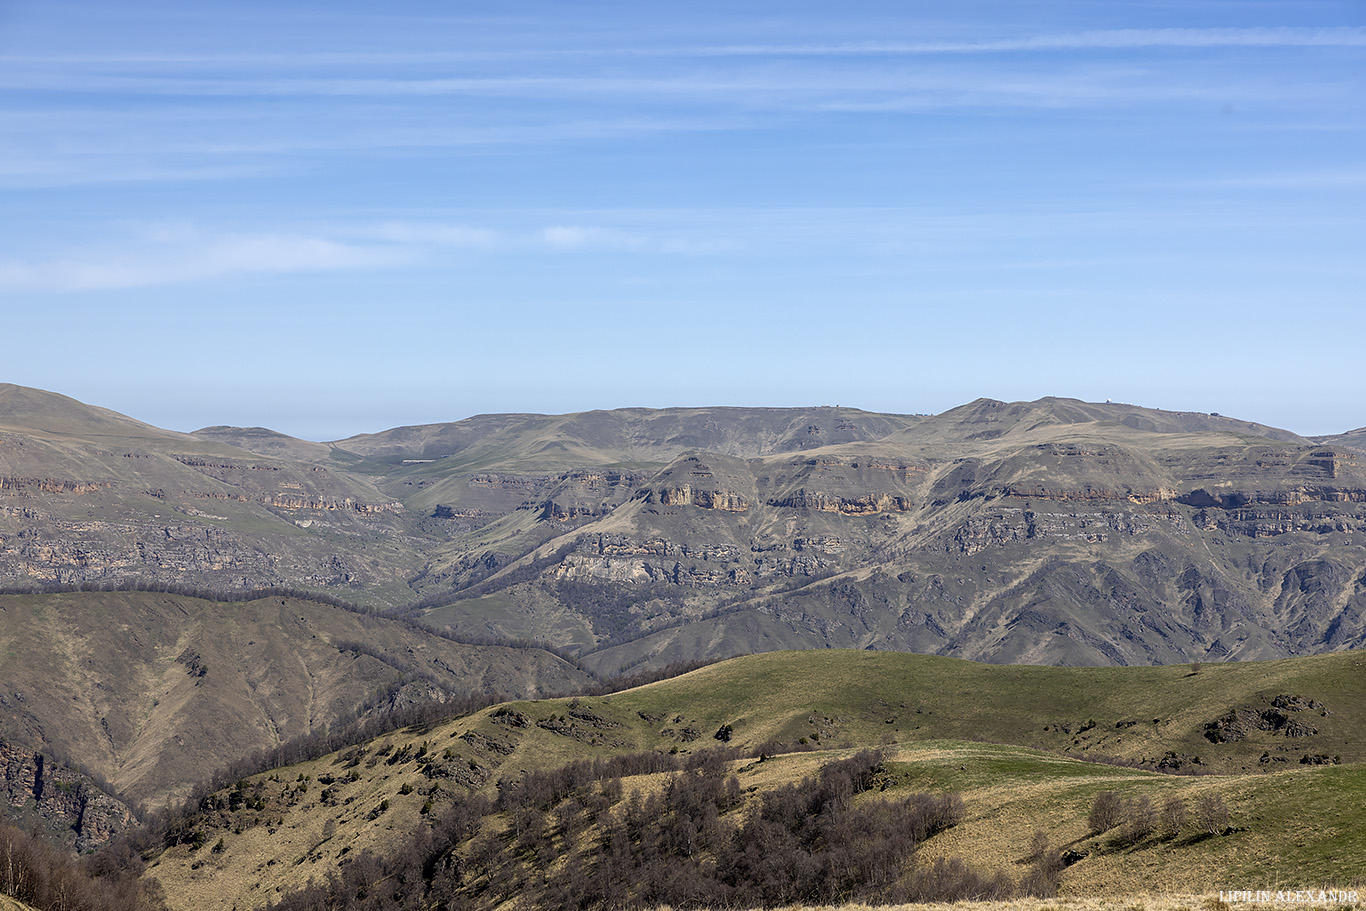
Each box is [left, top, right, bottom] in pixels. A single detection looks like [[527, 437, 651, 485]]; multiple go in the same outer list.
[[0, 821, 160, 911], [262, 749, 1049, 911], [83, 655, 734, 878], [0, 580, 367, 609], [1087, 789, 1231, 844]]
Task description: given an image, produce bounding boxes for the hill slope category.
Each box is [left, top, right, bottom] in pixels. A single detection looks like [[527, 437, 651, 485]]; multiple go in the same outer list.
[[3, 385, 1366, 673], [0, 590, 591, 817], [416, 399, 1366, 672], [140, 649, 1366, 910]]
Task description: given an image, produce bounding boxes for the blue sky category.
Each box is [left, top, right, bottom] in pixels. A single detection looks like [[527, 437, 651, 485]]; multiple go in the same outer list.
[[2, 1, 1363, 440]]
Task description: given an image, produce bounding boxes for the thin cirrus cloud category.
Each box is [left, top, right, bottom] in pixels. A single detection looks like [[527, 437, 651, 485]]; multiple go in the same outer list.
[[2, 24, 1353, 189], [0, 106, 744, 190], [6, 26, 1361, 94], [0, 61, 1333, 108], [8, 26, 1365, 66], [0, 67, 1327, 185], [1167, 166, 1366, 191], [0, 221, 694, 293], [5, 192, 1352, 295], [0, 229, 408, 293], [692, 26, 1366, 56], [365, 221, 677, 253]]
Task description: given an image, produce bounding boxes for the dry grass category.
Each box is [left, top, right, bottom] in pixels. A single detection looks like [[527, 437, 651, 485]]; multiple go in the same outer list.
[[667, 898, 1364, 911], [143, 650, 1366, 911], [634, 896, 1366, 911]]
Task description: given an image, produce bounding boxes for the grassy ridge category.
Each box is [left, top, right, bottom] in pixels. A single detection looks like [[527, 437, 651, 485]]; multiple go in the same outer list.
[[885, 741, 1366, 893], [142, 649, 1366, 910], [604, 649, 1366, 771]]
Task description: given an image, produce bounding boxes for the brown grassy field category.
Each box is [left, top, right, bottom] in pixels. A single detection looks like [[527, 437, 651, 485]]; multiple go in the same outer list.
[[140, 649, 1366, 910]]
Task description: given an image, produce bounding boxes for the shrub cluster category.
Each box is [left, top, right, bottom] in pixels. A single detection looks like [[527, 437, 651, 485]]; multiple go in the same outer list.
[[1088, 790, 1228, 845], [0, 821, 159, 911], [263, 748, 1014, 911]]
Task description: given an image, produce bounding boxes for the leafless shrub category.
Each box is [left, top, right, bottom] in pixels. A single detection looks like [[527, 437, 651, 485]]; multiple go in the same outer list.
[[1196, 792, 1229, 835], [890, 856, 1015, 903], [1162, 795, 1187, 836], [0, 821, 157, 911], [1113, 795, 1155, 846], [1018, 830, 1064, 897], [1088, 790, 1124, 834], [1026, 829, 1051, 863]]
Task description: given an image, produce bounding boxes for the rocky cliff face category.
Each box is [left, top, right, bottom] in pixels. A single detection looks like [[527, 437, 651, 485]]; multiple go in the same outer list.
[[0, 431, 421, 598], [0, 741, 136, 851], [4, 386, 1366, 676], [419, 424, 1366, 674]]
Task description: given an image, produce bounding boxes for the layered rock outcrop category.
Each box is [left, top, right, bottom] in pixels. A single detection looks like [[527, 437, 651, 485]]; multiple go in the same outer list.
[[0, 741, 137, 851], [5, 386, 1366, 675]]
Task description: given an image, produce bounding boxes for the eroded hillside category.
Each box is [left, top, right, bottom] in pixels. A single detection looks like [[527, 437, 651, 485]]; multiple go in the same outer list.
[[3, 385, 1365, 674], [0, 590, 591, 822]]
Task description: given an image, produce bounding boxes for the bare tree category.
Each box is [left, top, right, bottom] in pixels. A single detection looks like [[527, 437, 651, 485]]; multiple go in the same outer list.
[[1088, 791, 1124, 834], [1161, 795, 1186, 837], [1195, 792, 1229, 835], [1121, 795, 1155, 844]]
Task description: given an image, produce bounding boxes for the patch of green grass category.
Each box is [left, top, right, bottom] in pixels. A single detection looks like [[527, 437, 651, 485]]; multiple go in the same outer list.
[[599, 649, 1366, 773], [887, 742, 1146, 792], [1216, 763, 1366, 885], [141, 649, 1366, 911]]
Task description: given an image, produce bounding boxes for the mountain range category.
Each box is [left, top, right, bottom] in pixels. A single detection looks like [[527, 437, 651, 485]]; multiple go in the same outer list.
[[3, 382, 1366, 906], [3, 383, 1364, 676]]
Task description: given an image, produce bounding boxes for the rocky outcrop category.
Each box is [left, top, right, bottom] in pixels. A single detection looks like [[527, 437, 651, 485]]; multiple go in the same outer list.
[[1204, 695, 1325, 743], [532, 500, 611, 521], [0, 517, 410, 590], [1189, 506, 1366, 538], [467, 473, 548, 494], [1178, 486, 1366, 508], [173, 456, 283, 472], [1306, 449, 1356, 478], [948, 506, 1175, 554], [0, 477, 107, 495], [1000, 485, 1176, 504], [549, 532, 838, 586], [0, 741, 137, 851], [191, 491, 401, 512], [768, 489, 912, 514], [431, 505, 497, 520], [261, 494, 402, 513], [470, 470, 644, 522], [650, 485, 750, 511]]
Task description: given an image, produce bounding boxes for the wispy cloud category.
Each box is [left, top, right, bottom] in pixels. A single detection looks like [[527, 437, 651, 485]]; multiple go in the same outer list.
[[369, 222, 501, 248], [0, 218, 729, 293], [2, 20, 1355, 197], [0, 59, 1335, 104], [690, 26, 1366, 56], [6, 27, 1360, 101], [0, 227, 408, 293], [1169, 166, 1366, 190], [539, 225, 644, 250], [0, 103, 742, 189], [7, 26, 1364, 67]]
